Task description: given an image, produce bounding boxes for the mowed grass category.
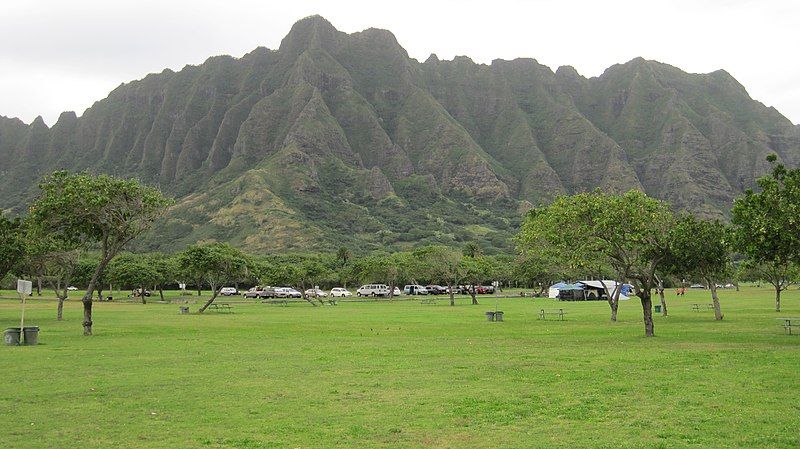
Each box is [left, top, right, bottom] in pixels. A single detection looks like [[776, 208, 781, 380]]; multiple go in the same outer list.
[[0, 287, 798, 448]]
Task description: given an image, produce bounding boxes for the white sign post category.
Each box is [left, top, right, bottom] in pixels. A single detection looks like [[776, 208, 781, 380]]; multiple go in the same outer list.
[[17, 280, 33, 337]]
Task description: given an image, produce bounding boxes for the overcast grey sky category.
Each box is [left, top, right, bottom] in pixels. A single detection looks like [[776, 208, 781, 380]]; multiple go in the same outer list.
[[1, 0, 798, 126]]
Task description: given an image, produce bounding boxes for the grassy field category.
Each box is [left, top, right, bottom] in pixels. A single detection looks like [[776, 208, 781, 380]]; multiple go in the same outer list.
[[0, 286, 798, 448]]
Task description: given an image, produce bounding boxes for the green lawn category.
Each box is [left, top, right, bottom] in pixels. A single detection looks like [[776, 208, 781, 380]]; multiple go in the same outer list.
[[0, 286, 798, 448]]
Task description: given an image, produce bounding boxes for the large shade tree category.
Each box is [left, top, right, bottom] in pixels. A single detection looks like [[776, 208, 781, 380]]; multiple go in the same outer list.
[[413, 246, 463, 306], [519, 190, 674, 336], [21, 229, 81, 320], [732, 154, 800, 312], [665, 215, 732, 320], [178, 243, 249, 313], [355, 252, 414, 300], [28, 171, 170, 335], [107, 253, 161, 304]]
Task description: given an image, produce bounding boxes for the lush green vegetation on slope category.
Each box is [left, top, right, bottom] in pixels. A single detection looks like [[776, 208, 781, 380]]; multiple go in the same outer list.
[[2, 16, 799, 252]]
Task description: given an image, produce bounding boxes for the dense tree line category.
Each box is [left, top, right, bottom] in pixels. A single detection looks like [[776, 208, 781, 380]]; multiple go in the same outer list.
[[1, 155, 799, 337]]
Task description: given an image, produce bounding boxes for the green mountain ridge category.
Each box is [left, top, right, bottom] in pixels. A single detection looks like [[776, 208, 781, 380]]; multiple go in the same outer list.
[[1, 15, 798, 253]]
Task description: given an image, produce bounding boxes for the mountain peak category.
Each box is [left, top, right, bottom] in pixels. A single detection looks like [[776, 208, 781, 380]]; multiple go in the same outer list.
[[30, 115, 48, 129], [279, 15, 341, 55]]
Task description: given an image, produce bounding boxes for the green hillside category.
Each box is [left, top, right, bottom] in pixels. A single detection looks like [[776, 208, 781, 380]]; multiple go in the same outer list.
[[1, 16, 798, 253]]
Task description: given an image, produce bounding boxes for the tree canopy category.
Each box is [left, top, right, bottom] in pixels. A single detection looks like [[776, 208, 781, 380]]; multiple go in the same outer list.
[[28, 171, 171, 334], [732, 154, 800, 311]]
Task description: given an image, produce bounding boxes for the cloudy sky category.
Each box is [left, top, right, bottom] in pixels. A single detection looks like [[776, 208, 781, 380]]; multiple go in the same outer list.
[[2, 0, 798, 125]]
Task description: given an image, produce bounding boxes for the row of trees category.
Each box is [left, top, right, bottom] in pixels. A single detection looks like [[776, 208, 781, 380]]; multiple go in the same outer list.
[[2, 155, 798, 337], [517, 155, 800, 336]]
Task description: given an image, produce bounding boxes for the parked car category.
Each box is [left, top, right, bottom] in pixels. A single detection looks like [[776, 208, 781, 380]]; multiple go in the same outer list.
[[330, 288, 352, 297], [689, 284, 706, 289], [220, 287, 239, 296], [425, 285, 448, 295], [481, 285, 496, 294], [357, 284, 389, 297], [132, 288, 151, 297], [67, 286, 78, 291], [403, 284, 429, 295], [275, 287, 302, 298], [305, 288, 328, 298], [392, 286, 402, 296], [242, 286, 276, 299]]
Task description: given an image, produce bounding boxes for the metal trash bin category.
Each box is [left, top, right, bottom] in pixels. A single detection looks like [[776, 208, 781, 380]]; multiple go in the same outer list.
[[485, 311, 496, 322], [654, 305, 662, 313], [4, 328, 21, 346], [23, 326, 39, 345], [180, 306, 189, 314], [495, 311, 504, 322]]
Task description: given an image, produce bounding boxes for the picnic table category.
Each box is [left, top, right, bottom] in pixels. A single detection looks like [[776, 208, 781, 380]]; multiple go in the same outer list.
[[262, 299, 288, 306], [207, 303, 232, 313], [692, 303, 715, 312], [321, 298, 338, 306], [539, 309, 567, 320], [777, 317, 800, 335], [420, 297, 437, 305]]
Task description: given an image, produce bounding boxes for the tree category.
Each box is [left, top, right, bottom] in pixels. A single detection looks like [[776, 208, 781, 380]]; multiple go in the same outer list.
[[147, 253, 178, 301], [512, 251, 568, 296], [356, 252, 413, 300], [518, 192, 621, 321], [519, 190, 674, 336], [28, 171, 170, 335], [107, 253, 160, 304], [460, 255, 496, 305], [666, 215, 732, 320], [414, 246, 463, 306], [20, 229, 81, 320], [0, 214, 25, 281], [741, 259, 799, 309], [178, 243, 249, 313], [294, 258, 333, 305], [732, 154, 800, 312]]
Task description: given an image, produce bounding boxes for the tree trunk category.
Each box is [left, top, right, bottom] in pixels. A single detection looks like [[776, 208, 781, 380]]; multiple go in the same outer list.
[[36, 276, 42, 296], [603, 279, 622, 322], [469, 284, 478, 305], [299, 282, 317, 306], [140, 284, 147, 304], [81, 252, 113, 336], [82, 297, 93, 335], [159, 286, 164, 301], [57, 295, 65, 321], [708, 279, 723, 320], [388, 283, 395, 300], [639, 290, 655, 337], [775, 287, 781, 312], [448, 282, 455, 306], [610, 299, 619, 322], [657, 280, 668, 317], [537, 284, 547, 297], [198, 288, 219, 313]]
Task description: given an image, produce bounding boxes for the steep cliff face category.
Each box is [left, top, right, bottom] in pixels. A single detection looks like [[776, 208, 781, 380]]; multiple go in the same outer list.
[[1, 16, 798, 252]]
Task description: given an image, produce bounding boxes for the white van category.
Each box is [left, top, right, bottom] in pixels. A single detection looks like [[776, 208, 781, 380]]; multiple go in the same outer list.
[[357, 284, 390, 297], [403, 284, 429, 295]]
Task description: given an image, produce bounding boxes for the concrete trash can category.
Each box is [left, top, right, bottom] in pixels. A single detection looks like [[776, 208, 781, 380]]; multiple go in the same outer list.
[[23, 326, 39, 345], [485, 311, 496, 322], [180, 306, 189, 314], [495, 311, 504, 322], [4, 328, 21, 346], [654, 305, 662, 313]]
